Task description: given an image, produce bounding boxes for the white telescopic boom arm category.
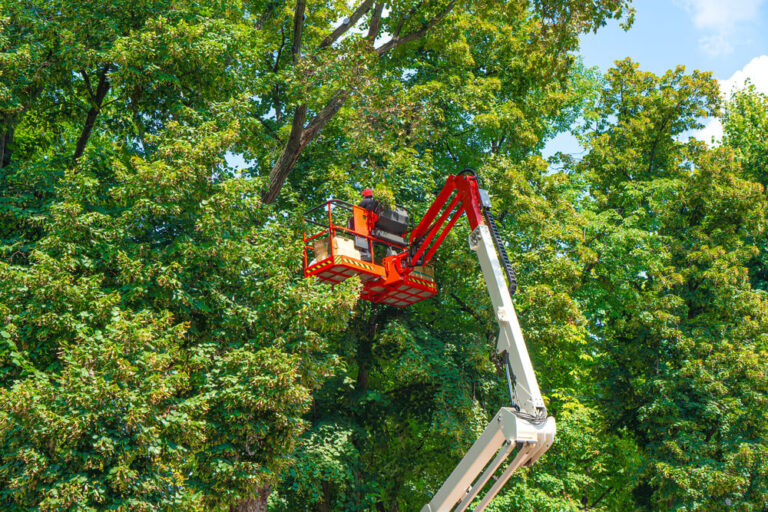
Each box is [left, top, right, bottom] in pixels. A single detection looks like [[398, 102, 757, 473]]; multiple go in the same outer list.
[[470, 224, 545, 416], [421, 220, 556, 512]]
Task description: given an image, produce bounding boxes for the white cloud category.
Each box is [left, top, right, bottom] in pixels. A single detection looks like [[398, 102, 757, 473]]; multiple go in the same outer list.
[[676, 0, 766, 56], [696, 117, 724, 143], [697, 34, 733, 57], [719, 55, 768, 98], [679, 0, 763, 29], [693, 55, 768, 143]]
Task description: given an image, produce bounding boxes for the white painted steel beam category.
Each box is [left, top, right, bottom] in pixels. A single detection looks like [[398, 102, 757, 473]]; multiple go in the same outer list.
[[422, 224, 556, 512]]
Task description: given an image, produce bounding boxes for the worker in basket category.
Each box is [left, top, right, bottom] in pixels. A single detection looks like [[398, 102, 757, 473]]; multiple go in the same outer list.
[[350, 187, 376, 262], [359, 187, 376, 210]]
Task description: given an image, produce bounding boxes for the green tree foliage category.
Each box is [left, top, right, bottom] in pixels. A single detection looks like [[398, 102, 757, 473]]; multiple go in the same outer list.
[[723, 86, 768, 292], [572, 59, 768, 510], [0, 116, 358, 509], [724, 85, 768, 188], [3, 1, 767, 511], [1, 0, 635, 509]]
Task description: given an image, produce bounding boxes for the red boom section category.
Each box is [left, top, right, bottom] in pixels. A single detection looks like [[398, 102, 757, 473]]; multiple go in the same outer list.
[[405, 173, 486, 267], [302, 174, 485, 306]]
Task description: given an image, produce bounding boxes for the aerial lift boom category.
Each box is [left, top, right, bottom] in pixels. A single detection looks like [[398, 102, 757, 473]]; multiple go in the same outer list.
[[303, 170, 555, 511], [414, 172, 555, 512]]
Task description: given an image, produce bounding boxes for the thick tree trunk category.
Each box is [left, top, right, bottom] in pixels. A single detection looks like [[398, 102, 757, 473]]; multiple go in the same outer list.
[[230, 485, 271, 512], [317, 480, 332, 512], [0, 124, 12, 169], [73, 64, 111, 163]]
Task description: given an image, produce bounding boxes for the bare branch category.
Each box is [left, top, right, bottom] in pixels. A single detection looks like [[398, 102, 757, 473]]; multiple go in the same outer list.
[[262, 90, 349, 204], [79, 69, 95, 102], [319, 0, 373, 48], [367, 2, 384, 40], [292, 0, 306, 64], [376, 0, 457, 56], [262, 104, 306, 204]]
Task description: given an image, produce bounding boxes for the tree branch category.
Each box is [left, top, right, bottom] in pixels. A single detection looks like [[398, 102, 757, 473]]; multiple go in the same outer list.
[[79, 69, 95, 101], [300, 89, 349, 145], [262, 104, 306, 203], [272, 85, 283, 125], [73, 64, 111, 163], [292, 0, 306, 64], [394, 3, 421, 37], [319, 0, 373, 48], [256, 3, 275, 30], [450, 292, 483, 323], [273, 24, 286, 72], [367, 2, 384, 40], [258, 117, 284, 143], [262, 90, 349, 204], [586, 486, 613, 510], [271, 26, 286, 124], [444, 141, 458, 163], [375, 0, 457, 56], [260, 1, 456, 203]]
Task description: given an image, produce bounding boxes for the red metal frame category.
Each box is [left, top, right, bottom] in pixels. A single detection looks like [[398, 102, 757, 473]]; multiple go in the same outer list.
[[303, 200, 388, 283], [303, 174, 484, 307], [408, 174, 485, 258]]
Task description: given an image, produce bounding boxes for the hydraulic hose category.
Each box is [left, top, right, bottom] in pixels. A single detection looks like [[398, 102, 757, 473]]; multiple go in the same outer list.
[[487, 203, 548, 424], [457, 168, 517, 296], [482, 207, 517, 297]]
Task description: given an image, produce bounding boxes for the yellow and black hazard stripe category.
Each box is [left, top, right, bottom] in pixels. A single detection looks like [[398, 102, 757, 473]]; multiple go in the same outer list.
[[408, 275, 437, 288], [307, 257, 334, 272], [335, 256, 379, 274]]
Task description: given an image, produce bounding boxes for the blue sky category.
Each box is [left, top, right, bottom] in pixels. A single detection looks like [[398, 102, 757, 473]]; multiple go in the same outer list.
[[546, 0, 768, 156], [582, 0, 768, 77]]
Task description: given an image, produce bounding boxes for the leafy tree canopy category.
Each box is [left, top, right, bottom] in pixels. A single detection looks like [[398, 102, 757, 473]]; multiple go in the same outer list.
[[2, 1, 767, 512]]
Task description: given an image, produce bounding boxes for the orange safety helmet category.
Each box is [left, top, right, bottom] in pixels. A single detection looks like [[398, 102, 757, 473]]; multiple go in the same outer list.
[[362, 188, 373, 197]]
